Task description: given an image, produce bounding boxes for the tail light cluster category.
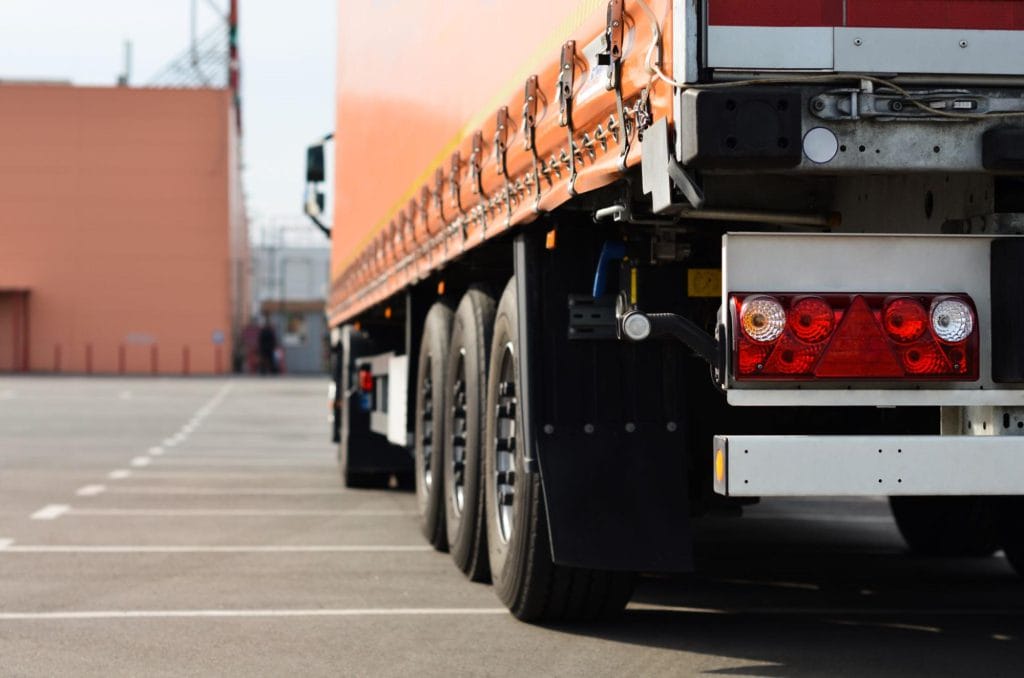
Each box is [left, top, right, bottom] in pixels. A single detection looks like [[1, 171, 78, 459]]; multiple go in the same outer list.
[[357, 365, 375, 411], [732, 293, 978, 381]]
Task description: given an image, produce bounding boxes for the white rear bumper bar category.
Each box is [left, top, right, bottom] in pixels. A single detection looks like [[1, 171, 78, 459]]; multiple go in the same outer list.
[[713, 435, 1024, 497]]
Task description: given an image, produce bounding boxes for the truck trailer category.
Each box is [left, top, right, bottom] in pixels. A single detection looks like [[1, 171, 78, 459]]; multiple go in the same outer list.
[[307, 0, 1024, 621]]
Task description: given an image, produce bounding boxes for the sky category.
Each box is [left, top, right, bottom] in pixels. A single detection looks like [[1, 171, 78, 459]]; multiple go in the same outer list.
[[0, 0, 336, 242]]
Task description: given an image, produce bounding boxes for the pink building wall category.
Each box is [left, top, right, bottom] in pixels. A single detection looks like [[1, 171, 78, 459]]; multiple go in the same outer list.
[[0, 84, 248, 374]]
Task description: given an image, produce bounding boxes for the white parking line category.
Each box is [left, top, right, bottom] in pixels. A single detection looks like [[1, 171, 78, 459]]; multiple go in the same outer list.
[[628, 603, 1024, 616], [130, 457, 152, 468], [0, 544, 431, 554], [110, 470, 334, 480], [142, 458, 333, 468], [743, 514, 894, 525], [0, 608, 508, 621], [65, 508, 416, 517], [108, 470, 132, 480], [102, 487, 343, 496], [75, 485, 106, 497], [30, 505, 70, 521], [148, 446, 164, 456]]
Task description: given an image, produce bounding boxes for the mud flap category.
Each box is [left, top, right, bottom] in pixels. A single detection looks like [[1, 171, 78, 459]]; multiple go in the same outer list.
[[514, 228, 694, 573]]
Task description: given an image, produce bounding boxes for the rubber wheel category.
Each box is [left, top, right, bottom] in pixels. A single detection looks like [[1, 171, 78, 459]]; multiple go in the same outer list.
[[415, 302, 453, 551], [484, 278, 634, 622], [889, 496, 999, 557], [444, 288, 496, 582]]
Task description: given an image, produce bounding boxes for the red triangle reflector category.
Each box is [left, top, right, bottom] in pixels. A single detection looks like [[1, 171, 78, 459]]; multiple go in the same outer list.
[[814, 296, 904, 378]]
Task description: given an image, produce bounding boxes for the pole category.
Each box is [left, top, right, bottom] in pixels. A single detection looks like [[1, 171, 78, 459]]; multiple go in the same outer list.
[[229, 0, 241, 133]]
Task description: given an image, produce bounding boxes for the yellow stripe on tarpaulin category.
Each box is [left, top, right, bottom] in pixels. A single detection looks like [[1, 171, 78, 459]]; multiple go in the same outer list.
[[336, 0, 606, 272]]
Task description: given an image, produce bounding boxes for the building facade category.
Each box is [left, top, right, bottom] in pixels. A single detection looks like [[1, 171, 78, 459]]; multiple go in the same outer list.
[[0, 83, 248, 374]]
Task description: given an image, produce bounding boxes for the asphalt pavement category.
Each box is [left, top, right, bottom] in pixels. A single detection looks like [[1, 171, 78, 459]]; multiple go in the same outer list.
[[0, 376, 1021, 677]]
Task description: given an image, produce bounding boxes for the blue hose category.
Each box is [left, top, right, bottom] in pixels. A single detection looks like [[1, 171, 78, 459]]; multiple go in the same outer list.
[[592, 240, 627, 298]]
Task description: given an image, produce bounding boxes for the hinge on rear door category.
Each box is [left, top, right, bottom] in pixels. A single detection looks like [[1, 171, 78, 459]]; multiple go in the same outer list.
[[558, 40, 578, 193]]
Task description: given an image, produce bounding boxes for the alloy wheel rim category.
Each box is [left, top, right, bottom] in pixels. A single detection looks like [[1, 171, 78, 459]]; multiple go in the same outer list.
[[494, 342, 517, 543]]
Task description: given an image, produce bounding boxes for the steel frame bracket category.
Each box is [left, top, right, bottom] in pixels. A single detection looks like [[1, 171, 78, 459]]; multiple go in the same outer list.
[[641, 118, 705, 213]]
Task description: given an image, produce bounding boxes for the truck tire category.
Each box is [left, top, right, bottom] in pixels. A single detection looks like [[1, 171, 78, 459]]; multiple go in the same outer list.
[[415, 302, 453, 551], [484, 278, 634, 621], [444, 288, 496, 582], [889, 496, 998, 557]]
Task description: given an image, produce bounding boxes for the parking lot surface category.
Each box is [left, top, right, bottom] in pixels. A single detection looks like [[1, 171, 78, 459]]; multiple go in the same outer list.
[[0, 377, 1022, 677]]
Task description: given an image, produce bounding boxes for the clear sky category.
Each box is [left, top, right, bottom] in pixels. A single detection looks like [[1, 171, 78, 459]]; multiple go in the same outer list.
[[0, 0, 336, 237]]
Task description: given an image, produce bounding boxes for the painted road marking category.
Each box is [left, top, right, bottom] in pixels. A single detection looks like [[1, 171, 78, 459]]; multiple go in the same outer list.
[[148, 446, 164, 456], [108, 470, 132, 480], [75, 485, 106, 497], [30, 505, 70, 521], [628, 603, 1024, 616], [0, 544, 432, 553], [0, 608, 508, 621], [130, 457, 152, 468], [102, 487, 343, 496], [64, 508, 416, 517], [107, 470, 335, 480], [140, 458, 334, 468], [2, 606, 1018, 622], [162, 438, 178, 448], [743, 514, 893, 525]]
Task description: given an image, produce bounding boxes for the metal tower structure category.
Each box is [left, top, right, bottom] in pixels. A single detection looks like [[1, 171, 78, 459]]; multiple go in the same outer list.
[[147, 0, 241, 131]]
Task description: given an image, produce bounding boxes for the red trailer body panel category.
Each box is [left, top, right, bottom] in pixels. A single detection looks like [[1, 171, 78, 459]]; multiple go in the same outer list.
[[709, 0, 1024, 29]]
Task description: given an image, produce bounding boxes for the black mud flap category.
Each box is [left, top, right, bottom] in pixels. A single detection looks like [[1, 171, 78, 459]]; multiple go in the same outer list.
[[991, 238, 1024, 383], [514, 229, 694, 573]]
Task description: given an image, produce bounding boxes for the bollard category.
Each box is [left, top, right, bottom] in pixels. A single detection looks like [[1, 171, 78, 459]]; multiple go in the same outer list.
[[151, 345, 159, 375], [85, 344, 93, 374], [182, 346, 190, 376], [118, 345, 126, 374]]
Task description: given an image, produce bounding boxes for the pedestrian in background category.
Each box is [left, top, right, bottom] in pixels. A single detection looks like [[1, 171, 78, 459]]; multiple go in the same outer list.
[[258, 317, 279, 375]]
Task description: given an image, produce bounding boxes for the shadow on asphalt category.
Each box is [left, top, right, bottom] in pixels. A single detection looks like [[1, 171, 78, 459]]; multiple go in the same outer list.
[[544, 506, 1024, 677]]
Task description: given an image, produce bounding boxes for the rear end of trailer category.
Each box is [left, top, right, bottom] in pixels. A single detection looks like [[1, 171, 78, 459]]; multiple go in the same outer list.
[[312, 0, 1024, 621]]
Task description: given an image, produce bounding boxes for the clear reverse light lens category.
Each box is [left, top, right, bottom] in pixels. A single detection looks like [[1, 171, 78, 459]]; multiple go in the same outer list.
[[740, 296, 786, 343], [930, 298, 974, 343]]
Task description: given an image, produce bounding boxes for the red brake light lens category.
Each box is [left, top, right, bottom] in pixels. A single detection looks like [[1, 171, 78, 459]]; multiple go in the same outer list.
[[358, 367, 374, 392], [789, 297, 834, 343], [732, 293, 978, 381], [883, 297, 928, 343]]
